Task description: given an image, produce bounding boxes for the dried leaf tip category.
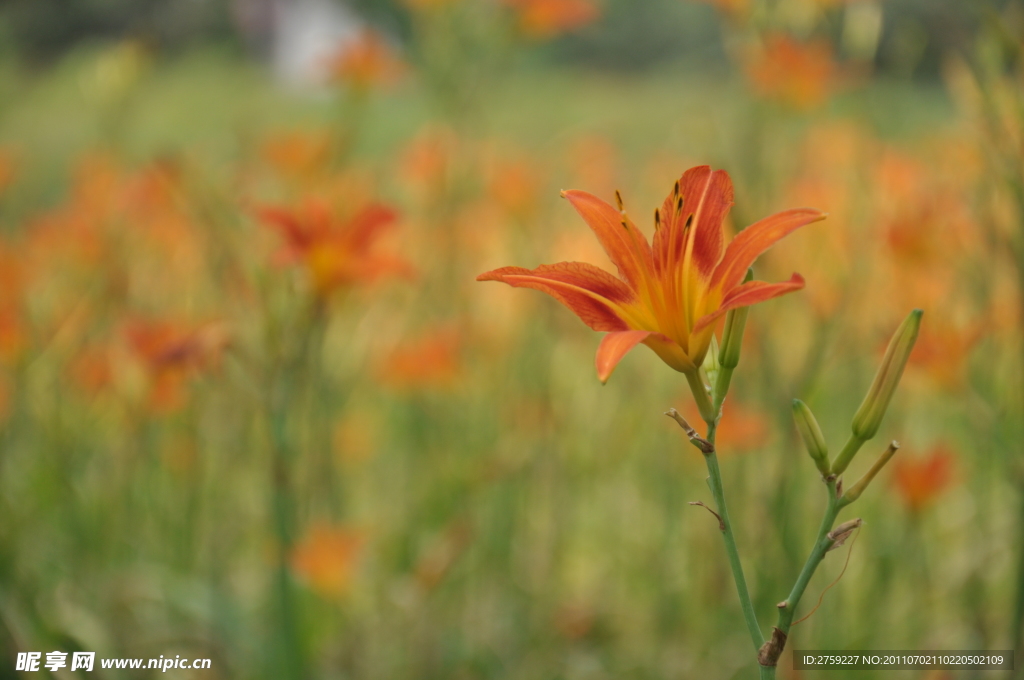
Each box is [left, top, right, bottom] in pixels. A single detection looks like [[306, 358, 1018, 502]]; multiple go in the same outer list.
[[688, 501, 725, 531], [665, 408, 714, 454], [827, 518, 863, 551]]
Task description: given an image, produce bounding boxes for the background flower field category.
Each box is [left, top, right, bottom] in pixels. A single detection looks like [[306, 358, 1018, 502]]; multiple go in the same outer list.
[[0, 0, 1020, 678]]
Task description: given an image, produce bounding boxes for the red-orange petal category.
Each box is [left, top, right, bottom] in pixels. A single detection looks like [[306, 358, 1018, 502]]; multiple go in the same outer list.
[[711, 208, 825, 293], [595, 330, 653, 383], [561, 190, 654, 292], [654, 166, 732, 281], [259, 206, 307, 246], [477, 262, 635, 332], [347, 204, 399, 251], [692, 273, 805, 333]]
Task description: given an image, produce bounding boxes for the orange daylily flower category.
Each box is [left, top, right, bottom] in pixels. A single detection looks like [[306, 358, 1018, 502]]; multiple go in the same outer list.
[[503, 0, 600, 38], [325, 29, 405, 90], [908, 320, 984, 390], [261, 131, 333, 184], [892, 446, 954, 513], [260, 199, 412, 296], [290, 523, 364, 599], [745, 34, 839, 111], [688, 0, 750, 20], [124, 320, 230, 413], [378, 326, 462, 391], [478, 166, 825, 383]]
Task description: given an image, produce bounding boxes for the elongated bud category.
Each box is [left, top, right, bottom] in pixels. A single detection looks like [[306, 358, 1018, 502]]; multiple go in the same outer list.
[[851, 310, 923, 440], [703, 335, 721, 389], [713, 269, 753, 414], [832, 312, 920, 475], [793, 399, 830, 476], [842, 441, 899, 505], [719, 268, 754, 369]]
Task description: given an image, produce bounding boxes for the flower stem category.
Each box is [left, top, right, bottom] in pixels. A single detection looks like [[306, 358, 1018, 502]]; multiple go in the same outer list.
[[703, 421, 765, 654], [269, 395, 305, 680], [687, 369, 717, 424], [759, 479, 845, 677]]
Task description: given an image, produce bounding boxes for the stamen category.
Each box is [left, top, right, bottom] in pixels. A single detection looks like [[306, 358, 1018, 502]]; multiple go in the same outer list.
[[654, 209, 661, 231], [676, 195, 684, 216], [684, 214, 693, 230], [614, 190, 624, 212], [673, 180, 680, 199]]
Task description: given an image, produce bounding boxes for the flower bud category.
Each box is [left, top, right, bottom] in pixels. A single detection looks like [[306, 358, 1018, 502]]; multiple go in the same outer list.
[[851, 309, 923, 441], [703, 335, 721, 389], [792, 399, 830, 476], [719, 269, 754, 370]]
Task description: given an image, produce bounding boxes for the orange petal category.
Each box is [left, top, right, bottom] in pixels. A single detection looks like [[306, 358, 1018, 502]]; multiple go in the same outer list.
[[347, 204, 399, 250], [711, 208, 825, 293], [259, 206, 308, 248], [595, 330, 652, 383], [654, 166, 732, 281], [692, 274, 805, 333], [477, 262, 635, 332], [561, 190, 654, 292]]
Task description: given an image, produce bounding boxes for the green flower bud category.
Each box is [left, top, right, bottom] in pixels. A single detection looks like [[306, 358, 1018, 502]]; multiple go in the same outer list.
[[719, 269, 754, 370], [703, 335, 721, 389], [793, 399, 830, 476], [851, 309, 922, 441]]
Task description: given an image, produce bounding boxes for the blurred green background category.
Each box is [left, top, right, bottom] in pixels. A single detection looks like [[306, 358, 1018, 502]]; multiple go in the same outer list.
[[0, 0, 1022, 679]]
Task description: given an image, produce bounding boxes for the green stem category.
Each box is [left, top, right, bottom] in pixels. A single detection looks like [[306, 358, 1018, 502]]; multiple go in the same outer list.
[[687, 369, 717, 424], [1011, 487, 1024, 677], [269, 392, 305, 680], [704, 422, 765, 653], [778, 483, 842, 633], [712, 366, 734, 418], [760, 479, 845, 678], [830, 433, 866, 476]]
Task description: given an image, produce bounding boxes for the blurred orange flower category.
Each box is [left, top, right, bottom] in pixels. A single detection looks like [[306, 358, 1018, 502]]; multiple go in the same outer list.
[[486, 157, 542, 219], [680, 397, 770, 453], [378, 326, 462, 390], [70, 344, 114, 395], [290, 523, 364, 599], [746, 35, 839, 111], [0, 244, 26, 366], [688, 0, 749, 20], [891, 446, 954, 513], [259, 199, 412, 296], [0, 309, 25, 367], [400, 126, 458, 198], [478, 166, 825, 383], [125, 320, 230, 413], [261, 131, 333, 185], [908, 320, 983, 390], [503, 0, 600, 38], [326, 29, 405, 90]]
